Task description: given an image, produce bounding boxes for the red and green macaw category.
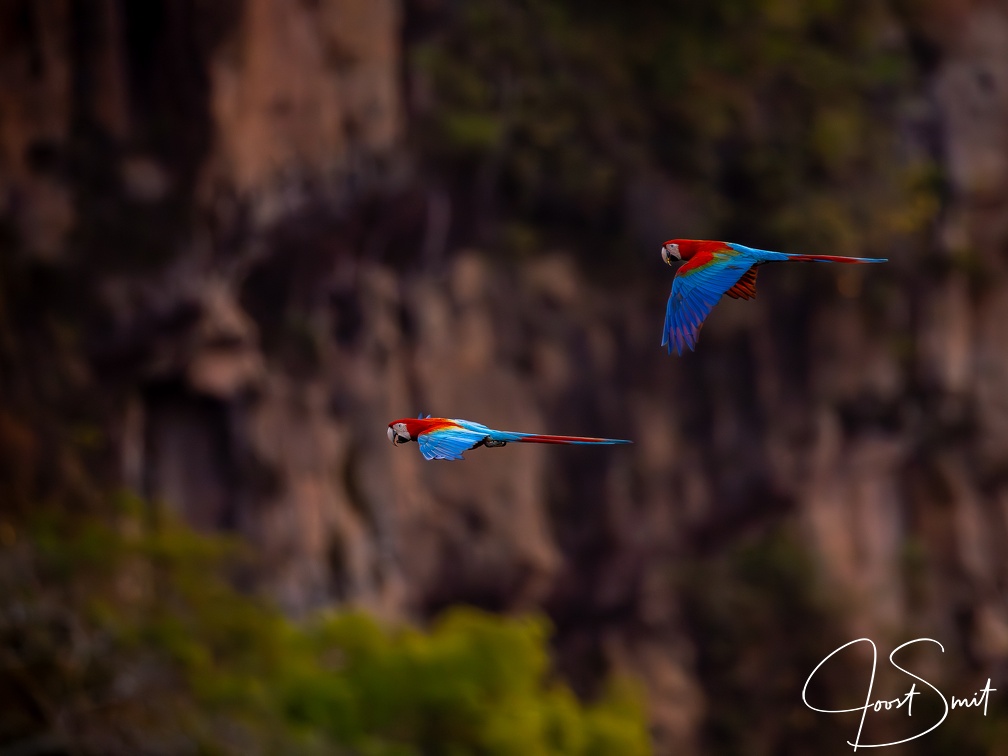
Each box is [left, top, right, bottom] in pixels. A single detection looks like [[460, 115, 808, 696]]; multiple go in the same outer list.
[[387, 415, 632, 460], [660, 239, 887, 355]]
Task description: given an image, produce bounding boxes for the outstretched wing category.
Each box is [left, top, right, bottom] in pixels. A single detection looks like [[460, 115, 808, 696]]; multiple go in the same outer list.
[[662, 251, 755, 355], [417, 424, 489, 460]]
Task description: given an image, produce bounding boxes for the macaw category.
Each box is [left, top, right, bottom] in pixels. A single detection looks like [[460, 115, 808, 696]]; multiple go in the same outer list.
[[387, 415, 632, 460], [659, 239, 887, 355]]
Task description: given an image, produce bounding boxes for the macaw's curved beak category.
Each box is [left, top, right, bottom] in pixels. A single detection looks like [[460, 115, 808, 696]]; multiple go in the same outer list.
[[661, 246, 672, 266], [387, 426, 398, 445]]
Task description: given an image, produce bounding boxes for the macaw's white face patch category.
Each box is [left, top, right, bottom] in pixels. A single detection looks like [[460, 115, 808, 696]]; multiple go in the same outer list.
[[661, 242, 681, 265], [387, 422, 411, 444]]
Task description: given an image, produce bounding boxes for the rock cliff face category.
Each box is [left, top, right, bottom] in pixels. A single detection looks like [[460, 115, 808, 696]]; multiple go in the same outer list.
[[5, 0, 1008, 750]]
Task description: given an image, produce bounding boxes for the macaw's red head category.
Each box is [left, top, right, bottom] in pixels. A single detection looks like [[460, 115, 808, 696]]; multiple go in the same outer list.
[[388, 416, 454, 446], [387, 420, 412, 445], [660, 239, 683, 265], [661, 239, 722, 265]]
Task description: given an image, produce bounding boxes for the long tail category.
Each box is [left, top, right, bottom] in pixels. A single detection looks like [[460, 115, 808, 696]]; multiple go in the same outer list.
[[516, 433, 633, 445], [784, 254, 888, 263], [489, 430, 632, 445]]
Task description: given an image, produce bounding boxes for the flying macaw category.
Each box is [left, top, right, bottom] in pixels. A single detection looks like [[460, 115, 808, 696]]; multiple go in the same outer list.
[[659, 239, 887, 355], [387, 415, 632, 460]]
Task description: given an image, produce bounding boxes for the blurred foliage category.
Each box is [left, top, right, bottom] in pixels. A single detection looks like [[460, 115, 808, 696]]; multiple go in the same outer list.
[[0, 497, 651, 755], [411, 0, 935, 259]]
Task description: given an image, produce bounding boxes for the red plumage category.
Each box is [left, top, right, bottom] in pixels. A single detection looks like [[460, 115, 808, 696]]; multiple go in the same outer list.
[[782, 254, 885, 264], [399, 417, 459, 437], [663, 239, 729, 261], [726, 268, 759, 299], [515, 433, 621, 445]]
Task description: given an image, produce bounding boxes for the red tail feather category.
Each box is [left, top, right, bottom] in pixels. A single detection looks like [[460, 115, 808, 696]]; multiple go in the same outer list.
[[517, 434, 624, 445], [785, 254, 886, 264]]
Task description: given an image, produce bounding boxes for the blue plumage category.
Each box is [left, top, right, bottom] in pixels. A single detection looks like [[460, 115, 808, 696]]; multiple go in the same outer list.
[[660, 239, 888, 355]]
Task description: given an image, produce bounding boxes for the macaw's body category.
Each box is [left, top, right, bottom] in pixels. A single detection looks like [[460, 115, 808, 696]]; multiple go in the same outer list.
[[659, 239, 887, 355], [387, 415, 632, 461]]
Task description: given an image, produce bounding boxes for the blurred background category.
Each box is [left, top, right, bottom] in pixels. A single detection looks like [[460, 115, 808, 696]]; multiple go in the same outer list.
[[2, 0, 1008, 753]]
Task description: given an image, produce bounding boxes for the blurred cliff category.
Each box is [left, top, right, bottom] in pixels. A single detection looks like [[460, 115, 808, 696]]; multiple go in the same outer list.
[[3, 0, 1008, 752]]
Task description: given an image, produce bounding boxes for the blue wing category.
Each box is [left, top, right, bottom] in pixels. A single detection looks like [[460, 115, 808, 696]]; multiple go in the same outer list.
[[660, 242, 880, 354], [662, 253, 758, 355], [418, 423, 491, 460]]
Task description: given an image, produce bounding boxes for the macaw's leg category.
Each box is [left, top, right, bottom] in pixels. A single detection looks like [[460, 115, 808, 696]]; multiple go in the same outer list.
[[483, 438, 508, 448]]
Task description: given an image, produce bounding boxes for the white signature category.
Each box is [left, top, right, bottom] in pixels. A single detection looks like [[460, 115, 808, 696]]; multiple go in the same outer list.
[[802, 638, 996, 751]]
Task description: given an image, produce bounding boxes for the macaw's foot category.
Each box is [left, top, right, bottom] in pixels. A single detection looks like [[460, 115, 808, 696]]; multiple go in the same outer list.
[[483, 439, 508, 448]]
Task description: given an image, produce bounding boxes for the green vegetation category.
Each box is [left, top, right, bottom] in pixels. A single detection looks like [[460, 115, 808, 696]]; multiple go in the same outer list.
[[413, 0, 934, 261], [0, 498, 651, 755]]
